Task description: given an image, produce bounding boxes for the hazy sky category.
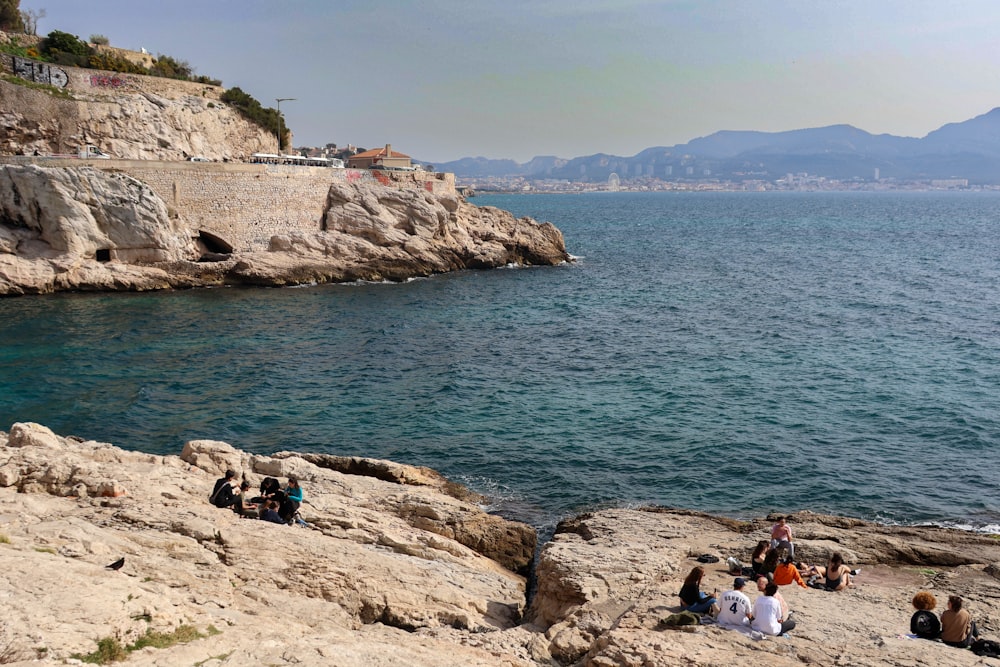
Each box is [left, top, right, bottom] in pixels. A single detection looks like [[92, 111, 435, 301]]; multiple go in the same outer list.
[[20, 0, 1000, 162]]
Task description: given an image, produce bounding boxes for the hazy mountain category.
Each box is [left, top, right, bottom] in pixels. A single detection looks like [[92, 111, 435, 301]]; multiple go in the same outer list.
[[435, 107, 1000, 183]]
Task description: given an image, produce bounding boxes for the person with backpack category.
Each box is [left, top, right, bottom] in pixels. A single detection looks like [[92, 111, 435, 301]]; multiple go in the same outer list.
[[209, 469, 238, 509], [910, 591, 941, 639]]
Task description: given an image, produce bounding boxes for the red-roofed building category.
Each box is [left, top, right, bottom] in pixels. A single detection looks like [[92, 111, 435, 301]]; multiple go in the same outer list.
[[346, 144, 412, 170]]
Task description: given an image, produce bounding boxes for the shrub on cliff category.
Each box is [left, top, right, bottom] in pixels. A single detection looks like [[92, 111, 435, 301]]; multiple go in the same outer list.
[[221, 87, 285, 146], [40, 29, 90, 67]]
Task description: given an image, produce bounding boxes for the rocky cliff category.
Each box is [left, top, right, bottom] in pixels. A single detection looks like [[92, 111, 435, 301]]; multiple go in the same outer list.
[[0, 58, 273, 160], [0, 164, 570, 295], [2, 423, 999, 666]]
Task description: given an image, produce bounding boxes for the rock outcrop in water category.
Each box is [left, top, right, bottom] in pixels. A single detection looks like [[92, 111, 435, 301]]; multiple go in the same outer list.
[[2, 422, 1000, 666], [0, 164, 570, 295]]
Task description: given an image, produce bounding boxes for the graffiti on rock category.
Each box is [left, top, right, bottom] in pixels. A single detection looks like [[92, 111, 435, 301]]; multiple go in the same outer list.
[[12, 57, 68, 88]]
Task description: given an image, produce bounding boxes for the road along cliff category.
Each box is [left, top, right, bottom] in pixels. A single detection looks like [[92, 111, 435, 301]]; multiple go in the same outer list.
[[0, 163, 571, 296]]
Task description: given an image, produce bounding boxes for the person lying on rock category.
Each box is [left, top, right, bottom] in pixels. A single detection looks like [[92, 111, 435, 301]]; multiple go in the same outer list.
[[209, 469, 239, 509], [910, 591, 941, 639], [679, 566, 718, 615], [772, 552, 808, 588], [752, 582, 796, 636], [941, 595, 979, 648]]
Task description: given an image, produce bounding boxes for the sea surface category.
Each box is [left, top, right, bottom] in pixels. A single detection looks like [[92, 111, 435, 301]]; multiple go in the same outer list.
[[2, 191, 999, 535]]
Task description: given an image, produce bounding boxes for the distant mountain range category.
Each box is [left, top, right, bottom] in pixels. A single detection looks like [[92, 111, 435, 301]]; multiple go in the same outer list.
[[433, 108, 1000, 184]]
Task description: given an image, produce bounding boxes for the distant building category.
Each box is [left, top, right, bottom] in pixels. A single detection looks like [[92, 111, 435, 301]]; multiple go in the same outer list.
[[346, 144, 412, 170]]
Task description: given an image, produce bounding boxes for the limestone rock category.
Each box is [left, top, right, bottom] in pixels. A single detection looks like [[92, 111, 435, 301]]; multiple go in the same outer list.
[[0, 165, 570, 295], [2, 423, 1000, 666]]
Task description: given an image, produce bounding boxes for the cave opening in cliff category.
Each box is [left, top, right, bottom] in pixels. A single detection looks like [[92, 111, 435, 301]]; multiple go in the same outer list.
[[95, 249, 111, 262], [198, 230, 234, 254]]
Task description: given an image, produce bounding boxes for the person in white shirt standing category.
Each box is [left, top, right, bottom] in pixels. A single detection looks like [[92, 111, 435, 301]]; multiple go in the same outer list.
[[717, 577, 753, 628]]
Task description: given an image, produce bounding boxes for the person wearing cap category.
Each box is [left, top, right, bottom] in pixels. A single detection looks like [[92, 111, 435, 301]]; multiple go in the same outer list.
[[717, 577, 753, 628]]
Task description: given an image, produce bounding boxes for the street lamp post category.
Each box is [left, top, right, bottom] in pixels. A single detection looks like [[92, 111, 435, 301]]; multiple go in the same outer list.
[[275, 97, 296, 153]]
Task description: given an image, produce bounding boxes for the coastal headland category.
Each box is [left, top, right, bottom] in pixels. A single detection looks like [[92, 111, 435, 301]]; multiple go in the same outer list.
[[0, 162, 570, 296], [1, 422, 998, 666]]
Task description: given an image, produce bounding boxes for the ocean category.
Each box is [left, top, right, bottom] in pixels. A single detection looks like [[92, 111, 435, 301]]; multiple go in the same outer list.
[[2, 191, 999, 535]]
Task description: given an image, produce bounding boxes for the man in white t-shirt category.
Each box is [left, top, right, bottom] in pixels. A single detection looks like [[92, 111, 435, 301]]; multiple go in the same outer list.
[[717, 577, 753, 628]]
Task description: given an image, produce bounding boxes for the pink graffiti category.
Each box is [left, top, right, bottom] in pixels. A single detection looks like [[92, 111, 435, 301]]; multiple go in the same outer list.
[[89, 74, 135, 89]]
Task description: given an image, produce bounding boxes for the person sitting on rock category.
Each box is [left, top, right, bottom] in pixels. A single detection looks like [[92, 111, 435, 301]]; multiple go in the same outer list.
[[285, 477, 303, 512], [253, 477, 281, 504], [940, 595, 979, 648], [260, 500, 285, 524], [717, 577, 752, 628], [809, 552, 855, 591], [232, 481, 258, 518], [756, 576, 791, 625], [209, 469, 238, 509], [772, 553, 808, 588], [758, 547, 781, 582], [770, 516, 795, 559], [910, 591, 941, 640], [679, 566, 718, 615], [750, 540, 770, 579], [752, 582, 796, 635]]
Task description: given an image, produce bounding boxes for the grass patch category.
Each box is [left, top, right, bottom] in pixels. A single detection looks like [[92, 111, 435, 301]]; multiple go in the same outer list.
[[0, 73, 74, 100], [33, 547, 56, 554], [0, 533, 10, 544], [195, 653, 231, 667], [72, 637, 126, 664], [70, 625, 215, 664], [916, 567, 938, 577]]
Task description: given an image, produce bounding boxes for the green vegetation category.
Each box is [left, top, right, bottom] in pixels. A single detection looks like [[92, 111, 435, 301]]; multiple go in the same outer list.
[[71, 625, 216, 664], [33, 546, 56, 554], [0, 0, 24, 33], [221, 87, 286, 148], [89, 34, 109, 45], [0, 533, 10, 544], [0, 28, 223, 87], [1, 72, 74, 99]]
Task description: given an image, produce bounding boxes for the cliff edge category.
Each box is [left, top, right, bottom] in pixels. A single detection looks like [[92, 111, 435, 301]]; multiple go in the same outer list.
[[2, 423, 1000, 666], [0, 164, 571, 295]]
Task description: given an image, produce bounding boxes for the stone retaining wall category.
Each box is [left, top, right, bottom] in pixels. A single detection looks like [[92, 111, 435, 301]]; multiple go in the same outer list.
[[0, 157, 457, 252]]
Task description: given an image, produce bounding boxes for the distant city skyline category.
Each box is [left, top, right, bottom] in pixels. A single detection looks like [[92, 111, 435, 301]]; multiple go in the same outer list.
[[20, 0, 1000, 163]]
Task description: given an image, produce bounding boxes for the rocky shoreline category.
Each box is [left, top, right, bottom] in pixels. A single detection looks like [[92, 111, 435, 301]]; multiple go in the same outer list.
[[0, 164, 571, 296], [2, 422, 999, 666]]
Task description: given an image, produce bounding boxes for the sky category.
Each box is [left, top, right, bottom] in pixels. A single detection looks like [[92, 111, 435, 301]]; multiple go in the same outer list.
[[18, 0, 1000, 163]]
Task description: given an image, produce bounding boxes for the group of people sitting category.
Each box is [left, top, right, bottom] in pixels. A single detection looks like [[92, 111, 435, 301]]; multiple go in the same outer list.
[[911, 591, 981, 649], [209, 469, 305, 525], [678, 517, 860, 637], [681, 568, 798, 636]]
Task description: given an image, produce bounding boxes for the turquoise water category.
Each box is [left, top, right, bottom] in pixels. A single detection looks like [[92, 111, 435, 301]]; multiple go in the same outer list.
[[2, 192, 999, 533]]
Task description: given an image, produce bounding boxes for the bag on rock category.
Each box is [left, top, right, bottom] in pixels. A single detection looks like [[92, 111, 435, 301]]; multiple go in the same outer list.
[[726, 556, 743, 574], [972, 639, 1000, 658]]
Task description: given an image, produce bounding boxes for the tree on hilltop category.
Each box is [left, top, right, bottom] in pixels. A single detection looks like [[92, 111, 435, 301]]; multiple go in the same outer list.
[[0, 0, 25, 32], [20, 7, 44, 35]]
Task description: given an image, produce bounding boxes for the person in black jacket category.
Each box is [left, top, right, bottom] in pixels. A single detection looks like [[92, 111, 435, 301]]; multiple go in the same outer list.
[[209, 469, 238, 508]]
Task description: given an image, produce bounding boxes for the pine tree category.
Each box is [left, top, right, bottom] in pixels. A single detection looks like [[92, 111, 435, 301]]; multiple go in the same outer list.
[[0, 0, 24, 33]]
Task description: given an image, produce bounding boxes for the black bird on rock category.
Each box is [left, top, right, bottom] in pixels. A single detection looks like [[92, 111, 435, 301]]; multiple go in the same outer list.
[[105, 557, 125, 570]]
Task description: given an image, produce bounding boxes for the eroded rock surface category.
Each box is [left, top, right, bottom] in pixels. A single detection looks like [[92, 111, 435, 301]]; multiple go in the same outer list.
[[4, 423, 995, 666], [0, 165, 571, 295]]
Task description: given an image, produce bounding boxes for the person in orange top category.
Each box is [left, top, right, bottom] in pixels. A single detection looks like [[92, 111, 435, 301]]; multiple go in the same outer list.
[[772, 553, 808, 588]]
